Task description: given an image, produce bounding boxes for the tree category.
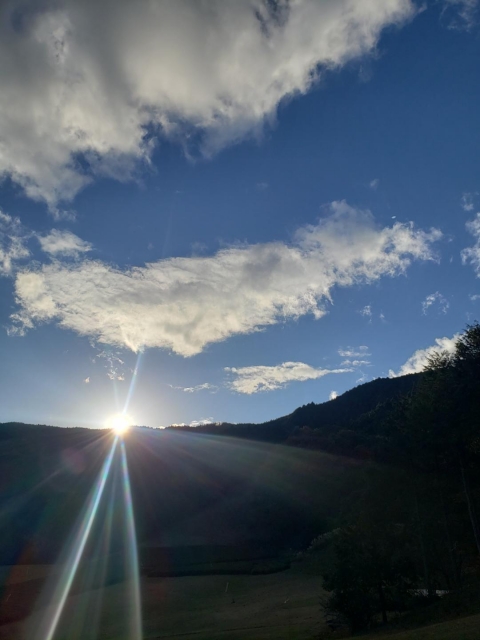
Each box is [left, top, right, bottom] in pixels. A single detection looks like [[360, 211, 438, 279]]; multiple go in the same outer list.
[[323, 520, 417, 632]]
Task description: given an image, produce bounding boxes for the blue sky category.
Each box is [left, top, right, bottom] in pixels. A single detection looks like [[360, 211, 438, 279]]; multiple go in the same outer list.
[[1, 0, 480, 429]]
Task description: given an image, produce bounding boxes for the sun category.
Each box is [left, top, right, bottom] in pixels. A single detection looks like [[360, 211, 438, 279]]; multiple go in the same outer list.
[[106, 413, 133, 436]]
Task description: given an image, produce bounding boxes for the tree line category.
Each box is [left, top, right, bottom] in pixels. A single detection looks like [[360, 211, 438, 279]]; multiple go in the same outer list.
[[321, 323, 480, 632]]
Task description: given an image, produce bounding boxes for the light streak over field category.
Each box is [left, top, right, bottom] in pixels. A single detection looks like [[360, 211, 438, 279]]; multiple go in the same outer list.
[[121, 440, 142, 639], [38, 437, 118, 640]]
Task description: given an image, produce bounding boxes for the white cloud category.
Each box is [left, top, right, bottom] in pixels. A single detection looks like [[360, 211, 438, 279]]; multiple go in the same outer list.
[[359, 304, 372, 318], [225, 362, 351, 394], [93, 349, 126, 381], [189, 418, 215, 427], [356, 372, 369, 384], [184, 383, 217, 393], [171, 418, 215, 427], [329, 390, 338, 400], [11, 202, 441, 356], [421, 291, 449, 315], [338, 345, 371, 358], [0, 211, 31, 276], [470, 294, 480, 301], [461, 192, 477, 211], [389, 334, 460, 377], [370, 178, 380, 190], [341, 359, 371, 366], [38, 230, 92, 257], [0, 0, 415, 209], [461, 213, 480, 276], [169, 382, 217, 393]]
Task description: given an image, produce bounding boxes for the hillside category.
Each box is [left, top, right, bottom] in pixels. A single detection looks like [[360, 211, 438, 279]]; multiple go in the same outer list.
[[2, 324, 480, 637], [0, 421, 364, 567], [0, 372, 423, 565], [169, 373, 422, 449]]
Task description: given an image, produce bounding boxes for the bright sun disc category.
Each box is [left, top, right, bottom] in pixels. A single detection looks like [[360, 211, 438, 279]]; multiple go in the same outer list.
[[107, 413, 132, 435]]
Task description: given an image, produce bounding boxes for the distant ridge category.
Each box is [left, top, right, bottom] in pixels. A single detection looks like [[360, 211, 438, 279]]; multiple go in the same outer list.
[[168, 372, 422, 444]]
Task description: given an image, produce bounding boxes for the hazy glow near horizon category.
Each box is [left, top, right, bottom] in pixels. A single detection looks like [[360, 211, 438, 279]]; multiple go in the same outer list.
[[106, 413, 133, 435]]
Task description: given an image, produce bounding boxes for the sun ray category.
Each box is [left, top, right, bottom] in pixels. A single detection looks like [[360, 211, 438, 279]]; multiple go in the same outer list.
[[35, 437, 118, 640], [121, 441, 142, 640], [123, 351, 143, 415]]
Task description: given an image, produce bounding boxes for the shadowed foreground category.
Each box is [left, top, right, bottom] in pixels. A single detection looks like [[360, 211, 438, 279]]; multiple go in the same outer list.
[[361, 614, 480, 640], [0, 564, 325, 639]]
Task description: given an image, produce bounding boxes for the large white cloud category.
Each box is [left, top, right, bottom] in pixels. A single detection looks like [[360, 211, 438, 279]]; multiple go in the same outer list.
[[10, 201, 442, 355], [0, 0, 415, 209], [389, 334, 460, 377], [226, 361, 351, 394]]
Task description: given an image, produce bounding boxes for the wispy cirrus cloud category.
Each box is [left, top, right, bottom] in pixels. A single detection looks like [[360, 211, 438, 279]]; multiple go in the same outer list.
[[9, 202, 442, 356], [442, 0, 479, 29], [461, 213, 480, 276], [389, 334, 460, 377], [225, 362, 351, 395], [338, 345, 371, 358], [0, 211, 31, 276], [93, 349, 127, 381], [359, 304, 373, 320], [0, 0, 415, 210], [422, 291, 449, 315], [169, 383, 218, 394]]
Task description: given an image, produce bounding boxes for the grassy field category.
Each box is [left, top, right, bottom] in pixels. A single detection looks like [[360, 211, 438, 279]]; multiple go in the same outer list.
[[2, 562, 480, 639], [361, 614, 480, 640], [0, 563, 326, 639]]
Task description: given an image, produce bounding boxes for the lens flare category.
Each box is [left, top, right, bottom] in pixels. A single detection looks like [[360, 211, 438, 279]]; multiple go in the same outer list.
[[36, 437, 118, 640], [121, 441, 142, 639], [106, 413, 132, 435]]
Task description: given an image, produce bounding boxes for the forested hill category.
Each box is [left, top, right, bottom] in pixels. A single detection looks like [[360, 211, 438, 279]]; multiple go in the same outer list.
[[169, 372, 422, 447]]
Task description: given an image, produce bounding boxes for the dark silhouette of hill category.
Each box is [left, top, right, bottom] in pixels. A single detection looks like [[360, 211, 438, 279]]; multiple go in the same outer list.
[[0, 373, 421, 566], [0, 421, 362, 568], [169, 373, 422, 448]]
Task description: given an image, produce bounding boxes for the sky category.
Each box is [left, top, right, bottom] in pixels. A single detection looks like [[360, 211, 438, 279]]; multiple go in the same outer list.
[[1, 0, 480, 429]]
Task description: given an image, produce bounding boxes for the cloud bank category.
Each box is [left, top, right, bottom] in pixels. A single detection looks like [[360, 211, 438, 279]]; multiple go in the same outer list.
[[0, 0, 415, 209], [226, 362, 351, 394], [389, 334, 460, 377], [11, 202, 441, 355]]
